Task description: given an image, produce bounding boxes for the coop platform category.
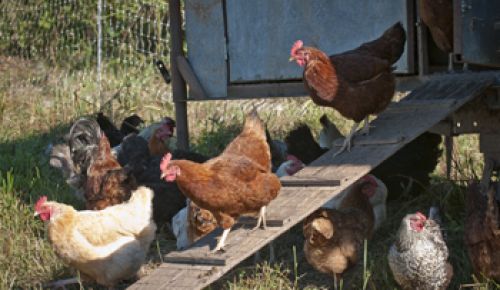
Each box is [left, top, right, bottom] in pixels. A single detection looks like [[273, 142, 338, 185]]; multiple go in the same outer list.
[[129, 72, 495, 290]]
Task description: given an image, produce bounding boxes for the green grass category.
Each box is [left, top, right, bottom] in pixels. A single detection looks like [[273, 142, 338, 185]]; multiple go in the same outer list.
[[0, 55, 499, 289]]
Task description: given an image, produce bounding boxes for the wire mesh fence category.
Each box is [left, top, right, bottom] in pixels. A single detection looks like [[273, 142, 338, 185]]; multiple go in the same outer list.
[[0, 0, 171, 68]]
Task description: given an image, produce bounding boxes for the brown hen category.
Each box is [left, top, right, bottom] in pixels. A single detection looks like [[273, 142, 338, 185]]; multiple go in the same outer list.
[[84, 134, 137, 210], [290, 22, 406, 156], [303, 178, 375, 289], [418, 0, 454, 70], [465, 181, 500, 281], [160, 110, 281, 252]]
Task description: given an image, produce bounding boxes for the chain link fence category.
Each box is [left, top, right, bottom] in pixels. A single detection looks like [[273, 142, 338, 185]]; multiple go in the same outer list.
[[0, 0, 171, 68]]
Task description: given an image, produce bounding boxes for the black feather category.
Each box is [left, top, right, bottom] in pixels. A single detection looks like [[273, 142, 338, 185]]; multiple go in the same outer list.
[[96, 112, 124, 147], [285, 124, 327, 165]]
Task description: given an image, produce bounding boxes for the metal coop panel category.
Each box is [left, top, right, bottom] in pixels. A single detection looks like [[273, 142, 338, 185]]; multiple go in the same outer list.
[[456, 0, 500, 67], [185, 0, 414, 99]]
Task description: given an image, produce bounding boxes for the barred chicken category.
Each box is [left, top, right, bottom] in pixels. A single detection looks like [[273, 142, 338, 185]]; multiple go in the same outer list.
[[388, 210, 453, 290]]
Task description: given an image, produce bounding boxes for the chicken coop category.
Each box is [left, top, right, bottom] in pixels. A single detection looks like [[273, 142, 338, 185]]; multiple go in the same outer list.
[[132, 0, 500, 289], [169, 0, 500, 150]]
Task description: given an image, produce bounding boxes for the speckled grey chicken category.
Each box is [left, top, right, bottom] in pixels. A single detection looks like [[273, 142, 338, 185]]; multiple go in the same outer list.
[[388, 211, 453, 290]]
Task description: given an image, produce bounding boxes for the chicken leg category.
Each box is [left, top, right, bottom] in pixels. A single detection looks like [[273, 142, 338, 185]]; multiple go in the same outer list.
[[447, 53, 454, 72], [333, 122, 360, 157], [212, 228, 231, 253], [253, 206, 267, 230], [358, 116, 373, 136]]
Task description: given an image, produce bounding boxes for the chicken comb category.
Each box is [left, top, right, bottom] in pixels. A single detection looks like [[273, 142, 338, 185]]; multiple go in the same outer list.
[[35, 195, 48, 211], [415, 211, 427, 221], [361, 175, 377, 186], [160, 153, 173, 172], [286, 154, 300, 162], [290, 40, 303, 56]]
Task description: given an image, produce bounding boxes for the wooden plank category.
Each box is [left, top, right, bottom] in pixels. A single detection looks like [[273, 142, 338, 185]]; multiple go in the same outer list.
[[237, 217, 285, 227], [129, 73, 495, 290], [164, 256, 226, 266], [280, 178, 341, 187]]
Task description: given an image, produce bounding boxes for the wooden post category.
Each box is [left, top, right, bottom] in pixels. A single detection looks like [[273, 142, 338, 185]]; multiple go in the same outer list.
[[170, 0, 189, 150], [445, 135, 453, 179], [416, 1, 429, 76]]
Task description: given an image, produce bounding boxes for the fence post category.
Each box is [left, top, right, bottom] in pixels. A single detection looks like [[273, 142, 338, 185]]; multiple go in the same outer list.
[[169, 0, 189, 150], [97, 0, 103, 109]]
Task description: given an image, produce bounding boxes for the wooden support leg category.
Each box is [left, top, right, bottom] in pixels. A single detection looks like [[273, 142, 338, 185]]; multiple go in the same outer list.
[[170, 0, 189, 151], [448, 53, 454, 72], [174, 100, 189, 150], [445, 135, 453, 179], [480, 158, 495, 195]]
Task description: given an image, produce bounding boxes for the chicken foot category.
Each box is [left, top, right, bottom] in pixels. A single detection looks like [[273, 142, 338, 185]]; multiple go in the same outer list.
[[333, 122, 360, 157], [253, 206, 267, 230], [358, 116, 374, 136], [448, 53, 454, 72], [212, 228, 231, 253], [46, 277, 80, 289]]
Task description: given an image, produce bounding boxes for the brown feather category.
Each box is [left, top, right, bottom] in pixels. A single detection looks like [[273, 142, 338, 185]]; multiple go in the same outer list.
[[465, 182, 500, 280], [418, 0, 453, 53], [296, 22, 405, 123], [84, 135, 136, 210]]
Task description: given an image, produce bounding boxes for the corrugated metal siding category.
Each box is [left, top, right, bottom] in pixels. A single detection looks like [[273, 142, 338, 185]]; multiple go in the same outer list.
[[460, 0, 500, 66], [226, 0, 411, 83], [185, 0, 227, 99], [185, 0, 412, 98]]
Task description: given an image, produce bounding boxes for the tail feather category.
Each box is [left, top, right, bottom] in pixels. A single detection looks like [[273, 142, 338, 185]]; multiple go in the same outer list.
[[243, 109, 265, 135], [68, 118, 102, 176], [354, 22, 406, 64]]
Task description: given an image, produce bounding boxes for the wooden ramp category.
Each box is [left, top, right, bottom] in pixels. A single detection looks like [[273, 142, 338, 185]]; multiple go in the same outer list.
[[129, 72, 495, 290]]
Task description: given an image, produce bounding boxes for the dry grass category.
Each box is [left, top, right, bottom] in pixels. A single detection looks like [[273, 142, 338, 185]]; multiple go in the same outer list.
[[0, 56, 498, 290]]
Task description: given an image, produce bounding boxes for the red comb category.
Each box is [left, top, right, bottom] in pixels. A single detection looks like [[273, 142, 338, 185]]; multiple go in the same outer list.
[[291, 40, 304, 56], [361, 175, 377, 185], [160, 153, 173, 172], [35, 196, 48, 211], [415, 211, 427, 221]]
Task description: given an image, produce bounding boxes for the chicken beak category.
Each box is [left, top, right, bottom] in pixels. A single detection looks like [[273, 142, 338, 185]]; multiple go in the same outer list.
[[160, 172, 166, 179], [33, 212, 39, 217], [288, 56, 295, 62]]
